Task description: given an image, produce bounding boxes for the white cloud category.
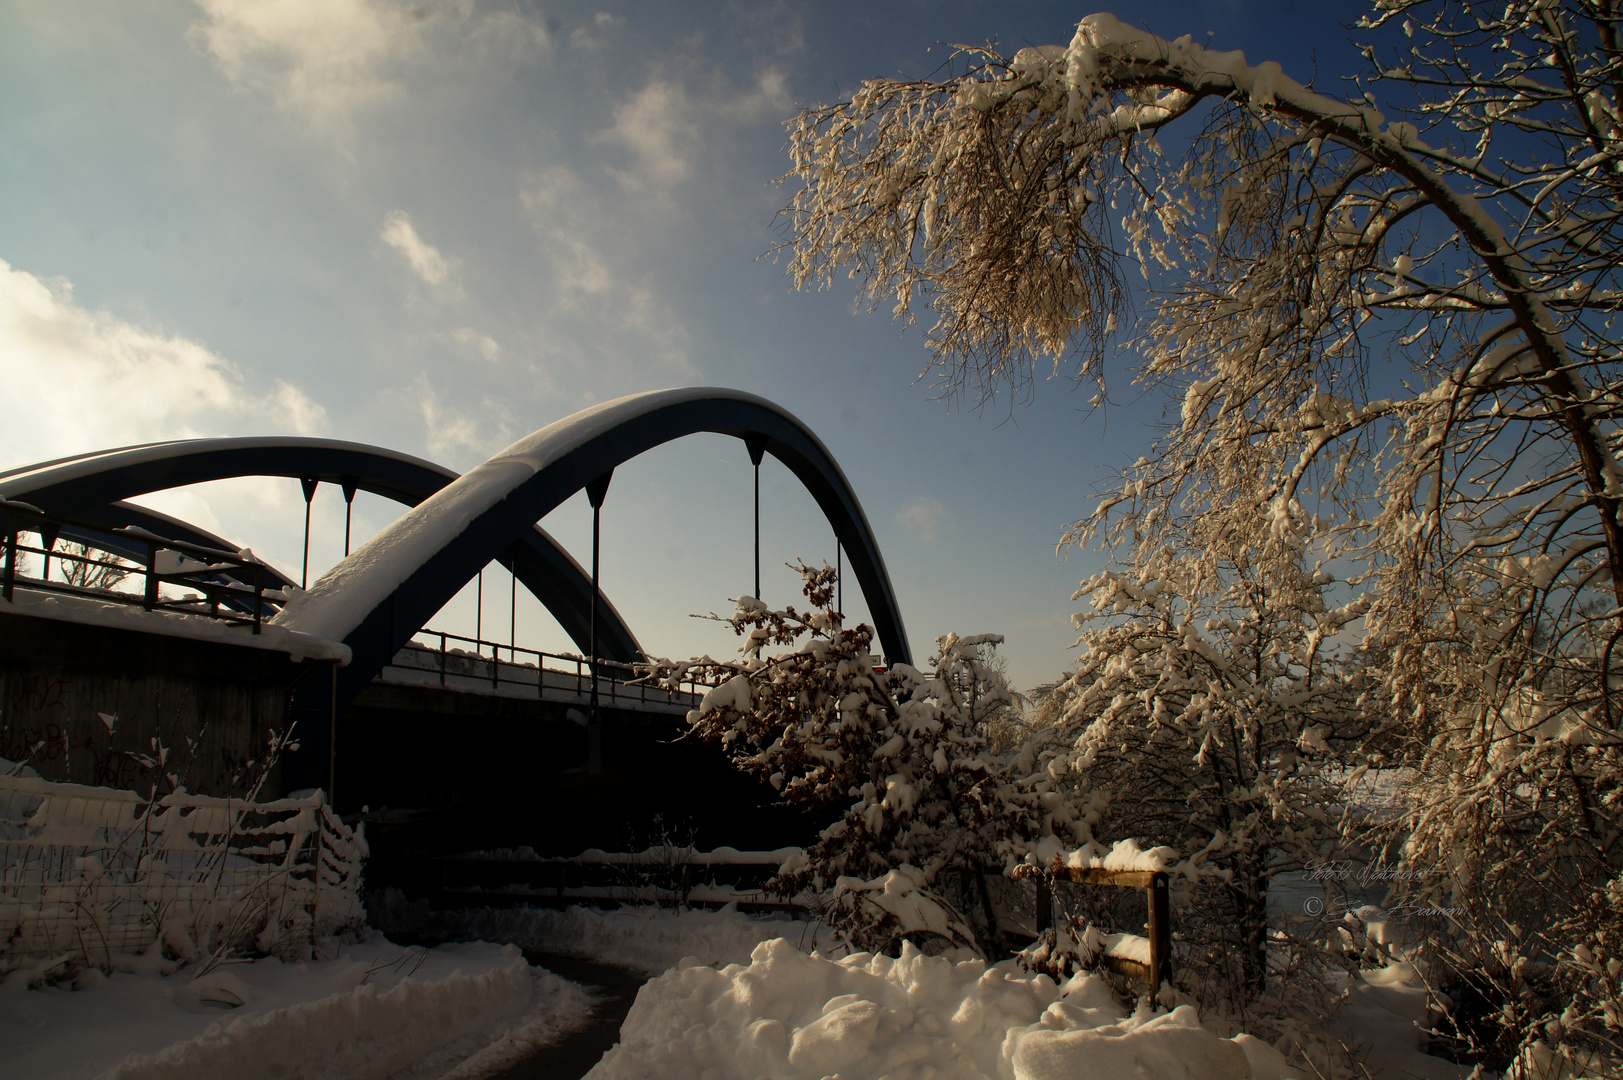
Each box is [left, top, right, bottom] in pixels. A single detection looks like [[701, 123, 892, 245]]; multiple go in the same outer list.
[[187, 0, 550, 142], [268, 381, 327, 434], [519, 166, 615, 296], [599, 78, 699, 188], [380, 210, 459, 295], [570, 12, 626, 52], [896, 497, 949, 543], [188, 0, 415, 140], [413, 374, 512, 462], [517, 166, 694, 374], [451, 327, 501, 362], [596, 67, 789, 192], [0, 257, 326, 471]]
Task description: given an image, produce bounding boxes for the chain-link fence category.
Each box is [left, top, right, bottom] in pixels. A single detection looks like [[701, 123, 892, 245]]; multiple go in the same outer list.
[[1, 771, 366, 971]]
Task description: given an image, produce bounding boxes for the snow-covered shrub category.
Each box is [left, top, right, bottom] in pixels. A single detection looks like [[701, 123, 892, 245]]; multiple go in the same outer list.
[[1, 724, 365, 982], [1024, 516, 1377, 1027], [820, 865, 980, 957], [644, 564, 1052, 956]]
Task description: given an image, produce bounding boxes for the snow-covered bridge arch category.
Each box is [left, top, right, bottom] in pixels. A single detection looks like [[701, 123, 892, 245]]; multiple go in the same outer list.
[[274, 387, 912, 710]]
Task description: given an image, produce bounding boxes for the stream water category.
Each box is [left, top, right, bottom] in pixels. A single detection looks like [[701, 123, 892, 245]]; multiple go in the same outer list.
[[491, 950, 648, 1080]]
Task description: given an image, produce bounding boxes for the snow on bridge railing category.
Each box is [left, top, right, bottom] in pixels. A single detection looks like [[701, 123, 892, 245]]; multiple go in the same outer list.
[[0, 771, 366, 975], [0, 499, 279, 632]]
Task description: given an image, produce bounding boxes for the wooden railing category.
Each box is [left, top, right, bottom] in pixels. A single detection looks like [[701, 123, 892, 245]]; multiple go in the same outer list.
[[1024, 865, 1174, 991]]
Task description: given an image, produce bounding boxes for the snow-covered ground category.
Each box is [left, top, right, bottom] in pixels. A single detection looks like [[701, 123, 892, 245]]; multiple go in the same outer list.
[[573, 923, 1465, 1080], [378, 899, 1469, 1080], [2, 899, 1483, 1080], [0, 934, 593, 1080]]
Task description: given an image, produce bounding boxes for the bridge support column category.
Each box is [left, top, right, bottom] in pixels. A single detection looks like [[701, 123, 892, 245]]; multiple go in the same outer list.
[[745, 435, 767, 601], [300, 477, 319, 589], [586, 470, 614, 774], [341, 477, 358, 556]]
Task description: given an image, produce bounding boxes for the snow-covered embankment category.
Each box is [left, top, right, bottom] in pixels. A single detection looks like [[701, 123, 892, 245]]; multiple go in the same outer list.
[[2, 938, 593, 1080]]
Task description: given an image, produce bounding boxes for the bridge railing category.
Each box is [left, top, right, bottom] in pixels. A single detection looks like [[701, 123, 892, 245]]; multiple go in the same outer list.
[[2, 501, 704, 710], [380, 628, 704, 712], [0, 499, 277, 632]]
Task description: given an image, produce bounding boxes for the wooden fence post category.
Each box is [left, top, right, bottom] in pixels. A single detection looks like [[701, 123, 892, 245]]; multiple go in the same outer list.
[[1147, 871, 1172, 993]]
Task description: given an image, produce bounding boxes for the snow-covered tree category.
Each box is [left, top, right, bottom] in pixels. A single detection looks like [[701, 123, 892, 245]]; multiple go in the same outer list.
[[643, 564, 1054, 955], [1030, 529, 1376, 1027], [781, 2, 1623, 1063]]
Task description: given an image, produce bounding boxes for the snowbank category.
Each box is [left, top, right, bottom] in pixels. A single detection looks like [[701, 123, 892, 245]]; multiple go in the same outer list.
[[588, 938, 1301, 1080], [424, 903, 834, 976], [1332, 963, 1473, 1080], [0, 936, 592, 1080]]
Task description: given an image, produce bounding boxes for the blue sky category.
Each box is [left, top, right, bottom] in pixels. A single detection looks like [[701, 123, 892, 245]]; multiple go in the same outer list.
[[0, 0, 1371, 688]]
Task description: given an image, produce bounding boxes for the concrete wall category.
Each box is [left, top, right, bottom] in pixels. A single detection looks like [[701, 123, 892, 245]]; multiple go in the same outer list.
[[0, 611, 300, 797], [0, 609, 825, 876]]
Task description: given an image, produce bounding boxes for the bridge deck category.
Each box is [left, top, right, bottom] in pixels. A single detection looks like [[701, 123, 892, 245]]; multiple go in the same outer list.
[[380, 640, 700, 715]]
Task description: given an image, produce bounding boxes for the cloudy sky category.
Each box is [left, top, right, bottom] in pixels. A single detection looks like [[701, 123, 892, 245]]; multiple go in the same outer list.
[[0, 0, 1366, 688]]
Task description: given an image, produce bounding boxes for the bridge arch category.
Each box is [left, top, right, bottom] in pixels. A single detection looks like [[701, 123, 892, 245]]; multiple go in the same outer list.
[[275, 387, 911, 708], [0, 438, 642, 663]]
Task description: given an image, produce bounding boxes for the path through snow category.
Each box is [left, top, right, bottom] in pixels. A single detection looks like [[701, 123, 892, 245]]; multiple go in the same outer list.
[[491, 952, 646, 1080]]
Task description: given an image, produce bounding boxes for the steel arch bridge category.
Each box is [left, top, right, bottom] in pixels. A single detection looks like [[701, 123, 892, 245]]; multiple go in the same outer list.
[[0, 436, 646, 663], [1, 388, 910, 792]]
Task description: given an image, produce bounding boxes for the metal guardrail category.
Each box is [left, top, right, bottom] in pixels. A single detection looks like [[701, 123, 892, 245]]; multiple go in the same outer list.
[[0, 503, 706, 708], [1024, 865, 1174, 991], [1, 499, 276, 632], [417, 849, 801, 914], [380, 628, 704, 710]]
